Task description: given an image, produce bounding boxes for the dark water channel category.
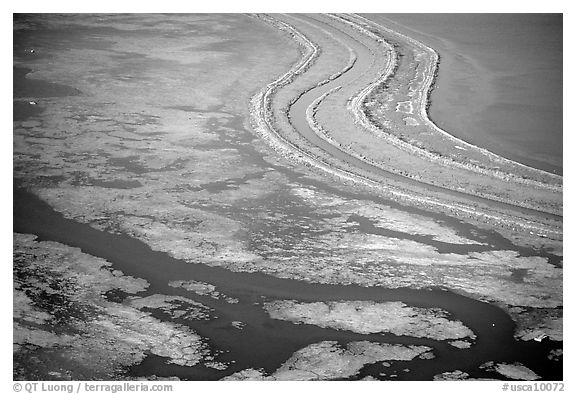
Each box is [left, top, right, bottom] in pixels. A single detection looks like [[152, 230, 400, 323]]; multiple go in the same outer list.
[[13, 186, 561, 380]]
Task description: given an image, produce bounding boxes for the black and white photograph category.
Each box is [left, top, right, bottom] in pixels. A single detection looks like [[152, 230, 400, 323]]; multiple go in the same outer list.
[[9, 2, 568, 390]]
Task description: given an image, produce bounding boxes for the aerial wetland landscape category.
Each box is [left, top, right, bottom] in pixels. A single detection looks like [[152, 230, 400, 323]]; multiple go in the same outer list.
[[13, 13, 562, 381]]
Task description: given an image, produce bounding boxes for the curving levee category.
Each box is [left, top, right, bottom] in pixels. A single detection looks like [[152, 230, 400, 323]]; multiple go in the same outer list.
[[333, 14, 561, 191], [249, 13, 562, 242]]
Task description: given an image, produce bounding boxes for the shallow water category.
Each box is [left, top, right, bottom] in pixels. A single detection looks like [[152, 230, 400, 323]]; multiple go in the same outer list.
[[14, 66, 82, 98], [364, 14, 562, 175], [13, 185, 562, 380]]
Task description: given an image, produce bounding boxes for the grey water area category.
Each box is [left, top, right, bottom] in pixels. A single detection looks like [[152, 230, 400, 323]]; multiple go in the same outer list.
[[366, 14, 563, 175], [13, 66, 81, 121]]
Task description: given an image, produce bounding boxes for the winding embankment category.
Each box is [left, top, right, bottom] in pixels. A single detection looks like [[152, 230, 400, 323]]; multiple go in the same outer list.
[[349, 14, 560, 183], [335, 13, 560, 191], [249, 13, 562, 245]]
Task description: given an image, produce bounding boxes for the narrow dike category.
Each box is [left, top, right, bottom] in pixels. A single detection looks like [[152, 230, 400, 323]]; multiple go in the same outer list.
[[340, 13, 561, 189], [253, 14, 560, 238]]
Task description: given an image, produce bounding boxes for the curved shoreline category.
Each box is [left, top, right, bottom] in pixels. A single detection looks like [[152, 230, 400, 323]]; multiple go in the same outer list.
[[300, 14, 560, 214], [337, 13, 561, 190], [249, 14, 561, 240], [367, 14, 562, 175]]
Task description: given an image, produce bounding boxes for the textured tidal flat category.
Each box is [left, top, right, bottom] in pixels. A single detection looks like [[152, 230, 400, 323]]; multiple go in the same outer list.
[[13, 14, 561, 380], [13, 233, 210, 380]]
